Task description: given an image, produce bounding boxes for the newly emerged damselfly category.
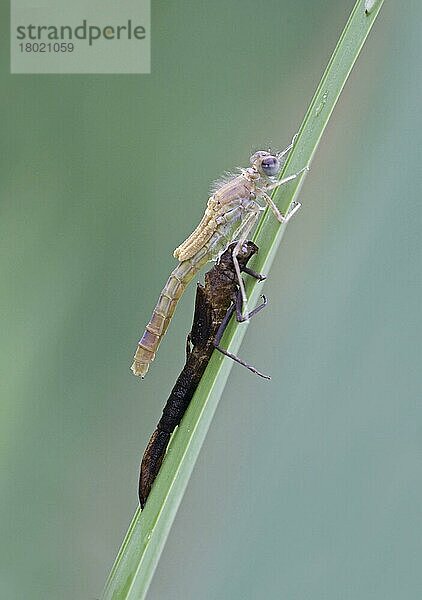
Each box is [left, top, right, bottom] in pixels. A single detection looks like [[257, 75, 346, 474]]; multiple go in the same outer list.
[[132, 135, 308, 378]]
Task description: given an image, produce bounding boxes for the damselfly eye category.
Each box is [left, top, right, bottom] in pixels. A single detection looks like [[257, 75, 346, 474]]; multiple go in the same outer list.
[[260, 155, 280, 177]]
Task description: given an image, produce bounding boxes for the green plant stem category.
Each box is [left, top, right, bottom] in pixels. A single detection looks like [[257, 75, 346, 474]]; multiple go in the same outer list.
[[101, 2, 384, 598]]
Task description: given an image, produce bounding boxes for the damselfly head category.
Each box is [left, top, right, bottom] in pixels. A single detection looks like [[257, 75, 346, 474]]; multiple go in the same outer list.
[[224, 240, 258, 263], [240, 240, 258, 260], [249, 150, 281, 178]]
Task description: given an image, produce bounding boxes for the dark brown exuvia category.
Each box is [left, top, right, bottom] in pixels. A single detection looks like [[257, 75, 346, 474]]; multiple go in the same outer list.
[[139, 241, 270, 507]]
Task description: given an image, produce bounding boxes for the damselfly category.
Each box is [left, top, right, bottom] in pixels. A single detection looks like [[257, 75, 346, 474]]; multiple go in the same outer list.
[[132, 135, 308, 378]]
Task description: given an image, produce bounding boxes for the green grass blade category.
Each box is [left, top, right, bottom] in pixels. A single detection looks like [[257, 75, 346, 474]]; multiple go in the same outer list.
[[101, 2, 384, 598]]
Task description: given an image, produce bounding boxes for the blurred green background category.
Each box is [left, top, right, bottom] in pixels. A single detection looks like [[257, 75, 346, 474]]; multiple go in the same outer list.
[[1, 1, 421, 598]]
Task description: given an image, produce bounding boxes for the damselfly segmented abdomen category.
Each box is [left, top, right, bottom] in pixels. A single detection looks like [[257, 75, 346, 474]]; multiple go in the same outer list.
[[131, 200, 250, 377], [131, 259, 200, 377]]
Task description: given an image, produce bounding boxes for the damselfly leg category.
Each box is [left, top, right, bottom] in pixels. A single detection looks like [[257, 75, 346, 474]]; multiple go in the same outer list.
[[231, 164, 308, 317], [235, 293, 267, 322], [242, 266, 266, 281], [213, 287, 270, 380]]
